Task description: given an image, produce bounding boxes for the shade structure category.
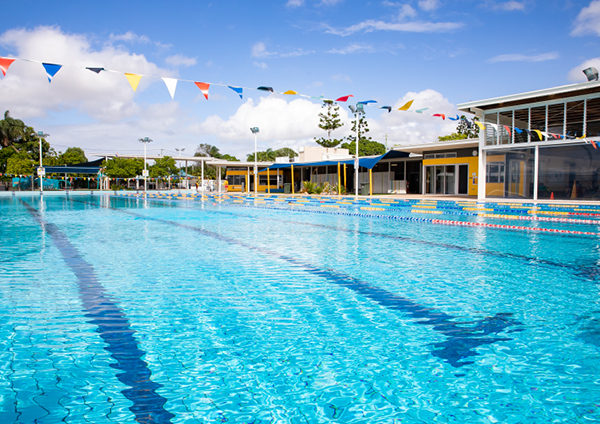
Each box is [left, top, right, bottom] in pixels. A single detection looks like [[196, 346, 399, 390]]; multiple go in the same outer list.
[[42, 158, 104, 174]]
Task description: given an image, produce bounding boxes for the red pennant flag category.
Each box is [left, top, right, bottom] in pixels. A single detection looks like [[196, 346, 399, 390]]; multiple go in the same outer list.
[[503, 125, 511, 136], [0, 57, 16, 76], [195, 82, 210, 100], [336, 95, 354, 102], [592, 140, 597, 150], [433, 114, 446, 120]]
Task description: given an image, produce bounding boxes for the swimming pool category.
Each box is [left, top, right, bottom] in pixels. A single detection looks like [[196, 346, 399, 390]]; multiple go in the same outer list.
[[1, 194, 599, 423]]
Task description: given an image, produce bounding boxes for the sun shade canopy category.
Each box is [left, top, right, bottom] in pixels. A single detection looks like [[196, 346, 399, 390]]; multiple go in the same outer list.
[[266, 150, 409, 170], [42, 158, 104, 174]]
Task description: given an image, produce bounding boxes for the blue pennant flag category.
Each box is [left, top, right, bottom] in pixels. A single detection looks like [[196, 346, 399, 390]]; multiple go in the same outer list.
[[42, 63, 62, 83], [228, 86, 243, 99]]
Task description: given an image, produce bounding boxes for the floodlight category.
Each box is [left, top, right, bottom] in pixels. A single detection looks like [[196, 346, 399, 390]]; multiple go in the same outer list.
[[348, 105, 356, 113], [250, 127, 259, 134], [583, 67, 599, 82]]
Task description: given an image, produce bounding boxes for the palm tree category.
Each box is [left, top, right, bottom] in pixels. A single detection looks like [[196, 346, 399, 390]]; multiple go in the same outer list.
[[0, 111, 26, 151]]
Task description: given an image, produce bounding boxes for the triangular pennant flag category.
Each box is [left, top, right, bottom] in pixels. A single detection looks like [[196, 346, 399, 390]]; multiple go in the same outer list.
[[475, 122, 486, 131], [228, 86, 243, 99], [336, 95, 354, 102], [379, 106, 392, 113], [448, 114, 461, 121], [162, 77, 178, 99], [591, 140, 598, 149], [415, 108, 429, 114], [283, 90, 298, 95], [488, 123, 498, 131], [533, 130, 543, 140], [0, 57, 16, 76], [398, 100, 414, 111], [125, 73, 142, 92], [514, 127, 523, 134], [503, 125, 512, 136], [257, 86, 274, 92], [358, 100, 377, 104], [86, 67, 105, 74], [195, 82, 210, 100], [433, 113, 446, 120], [42, 63, 62, 83]]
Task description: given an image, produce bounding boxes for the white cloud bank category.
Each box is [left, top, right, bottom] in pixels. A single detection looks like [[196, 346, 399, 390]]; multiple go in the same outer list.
[[572, 1, 600, 36], [488, 52, 559, 63], [568, 58, 600, 82]]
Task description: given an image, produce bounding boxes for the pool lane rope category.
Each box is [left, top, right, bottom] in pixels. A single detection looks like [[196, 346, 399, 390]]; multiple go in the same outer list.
[[112, 192, 600, 236]]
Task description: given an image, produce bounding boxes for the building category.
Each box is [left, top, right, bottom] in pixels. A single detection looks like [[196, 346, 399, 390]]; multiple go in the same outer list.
[[458, 77, 600, 201]]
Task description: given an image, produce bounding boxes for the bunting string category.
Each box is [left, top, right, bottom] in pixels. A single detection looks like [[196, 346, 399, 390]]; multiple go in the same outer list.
[[2, 55, 600, 144]]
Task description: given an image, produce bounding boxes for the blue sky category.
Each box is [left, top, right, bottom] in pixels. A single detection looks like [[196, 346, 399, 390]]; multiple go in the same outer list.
[[1, 0, 600, 160]]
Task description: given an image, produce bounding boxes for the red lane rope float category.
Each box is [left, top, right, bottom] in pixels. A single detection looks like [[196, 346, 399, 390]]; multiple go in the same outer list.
[[477, 213, 600, 225]]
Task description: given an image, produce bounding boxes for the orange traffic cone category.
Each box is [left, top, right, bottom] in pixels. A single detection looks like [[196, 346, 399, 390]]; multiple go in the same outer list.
[[550, 192, 554, 200]]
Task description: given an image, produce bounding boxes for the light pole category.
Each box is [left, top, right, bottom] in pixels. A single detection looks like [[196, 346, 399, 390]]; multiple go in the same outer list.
[[36, 131, 49, 194], [348, 104, 364, 197], [139, 137, 153, 192], [175, 148, 185, 188], [250, 127, 259, 195]]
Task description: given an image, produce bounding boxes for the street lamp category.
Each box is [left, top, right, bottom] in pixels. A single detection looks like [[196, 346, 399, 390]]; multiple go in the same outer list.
[[250, 127, 259, 195], [348, 104, 365, 197], [138, 137, 153, 192], [35, 131, 49, 195], [175, 148, 185, 188]]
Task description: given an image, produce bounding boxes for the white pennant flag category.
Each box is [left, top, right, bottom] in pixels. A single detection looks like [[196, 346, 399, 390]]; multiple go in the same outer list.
[[162, 77, 178, 99]]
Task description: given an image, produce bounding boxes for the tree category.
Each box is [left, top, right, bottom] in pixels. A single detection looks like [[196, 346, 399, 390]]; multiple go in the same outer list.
[[192, 144, 238, 179], [341, 139, 386, 157], [150, 156, 178, 178], [340, 115, 385, 156], [6, 153, 35, 175], [246, 147, 297, 162], [60, 147, 87, 165], [314, 100, 344, 148], [438, 115, 480, 142], [0, 111, 26, 151], [103, 157, 144, 178]]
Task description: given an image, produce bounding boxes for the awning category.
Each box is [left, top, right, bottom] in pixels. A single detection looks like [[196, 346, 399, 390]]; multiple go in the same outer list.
[[266, 150, 409, 171], [42, 158, 104, 174]]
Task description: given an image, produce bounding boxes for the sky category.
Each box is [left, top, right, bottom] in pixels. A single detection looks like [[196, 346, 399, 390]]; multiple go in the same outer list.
[[1, 0, 600, 161]]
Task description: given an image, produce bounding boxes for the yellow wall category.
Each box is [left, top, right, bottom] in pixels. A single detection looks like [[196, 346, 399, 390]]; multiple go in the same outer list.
[[422, 156, 479, 196], [485, 154, 507, 197], [226, 168, 283, 193]]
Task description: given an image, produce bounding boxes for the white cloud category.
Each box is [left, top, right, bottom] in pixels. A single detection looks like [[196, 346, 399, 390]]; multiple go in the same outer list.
[[286, 0, 304, 6], [493, 1, 525, 11], [324, 19, 463, 36], [253, 61, 268, 69], [320, 0, 344, 5], [572, 1, 600, 36], [418, 0, 441, 11], [108, 31, 151, 44], [398, 4, 418, 19], [375, 89, 459, 147], [252, 42, 276, 58], [0, 26, 191, 158], [487, 52, 558, 63], [327, 43, 375, 54], [165, 54, 197, 67], [568, 58, 600, 82]]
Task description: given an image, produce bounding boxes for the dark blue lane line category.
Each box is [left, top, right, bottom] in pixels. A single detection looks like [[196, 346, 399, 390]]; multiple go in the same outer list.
[[20, 200, 174, 424], [80, 197, 523, 368], [118, 196, 600, 281]]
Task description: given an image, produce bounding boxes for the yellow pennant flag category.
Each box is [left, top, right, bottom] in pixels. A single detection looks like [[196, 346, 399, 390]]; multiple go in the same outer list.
[[398, 100, 414, 111], [283, 90, 298, 95], [125, 73, 142, 92], [475, 122, 486, 131], [533, 130, 543, 140]]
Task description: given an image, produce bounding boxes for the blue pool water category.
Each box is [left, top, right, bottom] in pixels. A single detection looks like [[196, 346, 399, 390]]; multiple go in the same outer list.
[[1, 194, 600, 423]]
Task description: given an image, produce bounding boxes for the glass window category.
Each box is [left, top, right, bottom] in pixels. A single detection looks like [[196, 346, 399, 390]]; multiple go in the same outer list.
[[586, 97, 600, 137], [530, 106, 546, 141], [566, 100, 585, 138], [547, 102, 565, 137], [513, 108, 529, 143], [484, 112, 498, 145], [486, 163, 505, 183], [390, 162, 405, 180]]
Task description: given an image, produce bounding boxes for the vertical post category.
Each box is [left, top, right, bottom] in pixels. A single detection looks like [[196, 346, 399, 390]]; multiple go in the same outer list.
[[254, 132, 257, 195], [144, 142, 147, 191], [534, 145, 539, 201], [201, 159, 204, 191], [369, 168, 373, 196], [344, 164, 347, 188], [267, 167, 270, 194], [355, 111, 359, 198], [337, 162, 341, 194], [291, 164, 295, 194]]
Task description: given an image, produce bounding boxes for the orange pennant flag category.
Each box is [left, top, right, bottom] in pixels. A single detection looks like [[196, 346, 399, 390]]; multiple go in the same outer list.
[[0, 57, 16, 76], [195, 82, 210, 100], [125, 73, 142, 92], [433, 113, 446, 120]]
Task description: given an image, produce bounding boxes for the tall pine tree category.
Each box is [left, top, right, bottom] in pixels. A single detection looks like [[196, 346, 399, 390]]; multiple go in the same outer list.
[[314, 100, 344, 148]]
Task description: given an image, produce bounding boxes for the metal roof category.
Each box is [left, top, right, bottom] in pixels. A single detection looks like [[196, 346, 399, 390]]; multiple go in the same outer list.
[[393, 139, 479, 154], [457, 80, 600, 113]]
